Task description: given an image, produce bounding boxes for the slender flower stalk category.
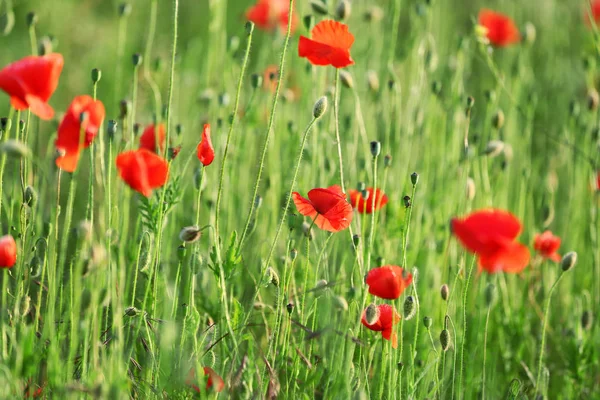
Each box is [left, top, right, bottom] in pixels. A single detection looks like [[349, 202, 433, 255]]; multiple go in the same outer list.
[[458, 257, 477, 399]]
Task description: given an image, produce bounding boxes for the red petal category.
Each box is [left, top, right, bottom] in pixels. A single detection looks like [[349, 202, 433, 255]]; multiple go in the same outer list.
[[366, 266, 412, 300], [298, 36, 354, 68], [452, 209, 522, 255], [292, 192, 318, 218], [311, 20, 354, 51], [203, 367, 225, 392], [197, 124, 215, 166], [478, 238, 530, 274], [0, 235, 17, 268], [479, 9, 520, 47], [116, 149, 169, 197], [139, 124, 166, 153]]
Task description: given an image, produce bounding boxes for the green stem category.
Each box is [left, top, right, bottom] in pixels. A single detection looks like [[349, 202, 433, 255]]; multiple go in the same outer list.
[[482, 305, 491, 400], [458, 257, 476, 399]]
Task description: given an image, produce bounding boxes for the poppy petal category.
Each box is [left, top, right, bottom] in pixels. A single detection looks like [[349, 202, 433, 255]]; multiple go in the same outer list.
[[478, 239, 530, 274], [298, 37, 354, 68], [197, 124, 215, 166], [292, 192, 318, 218], [311, 20, 355, 50]]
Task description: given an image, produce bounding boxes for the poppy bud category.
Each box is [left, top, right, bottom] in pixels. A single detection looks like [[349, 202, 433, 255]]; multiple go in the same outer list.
[[91, 68, 102, 84], [484, 283, 496, 307], [132, 123, 142, 137], [124, 306, 140, 317], [333, 296, 348, 311], [440, 329, 451, 351], [229, 36, 240, 53], [290, 248, 298, 261], [440, 284, 449, 301], [107, 120, 118, 141], [287, 121, 297, 135], [370, 141, 381, 157], [132, 53, 143, 67], [118, 3, 132, 17], [175, 124, 183, 136], [177, 245, 186, 263], [356, 182, 366, 192], [384, 154, 392, 168], [266, 267, 280, 287], [0, 9, 15, 35], [245, 21, 254, 36], [26, 12, 38, 27], [360, 189, 370, 201], [484, 89, 496, 103], [335, 0, 351, 21], [465, 177, 476, 201], [353, 234, 360, 247], [77, 220, 93, 243], [492, 110, 505, 129], [581, 310, 592, 330], [396, 362, 404, 372], [484, 140, 505, 157], [18, 119, 25, 133], [466, 96, 475, 109], [0, 235, 17, 268], [286, 301, 294, 314], [303, 15, 315, 31], [432, 81, 442, 96], [411, 172, 419, 186], [310, 0, 329, 15], [254, 195, 263, 209], [367, 70, 380, 93], [219, 92, 230, 107], [365, 303, 380, 325], [251, 73, 262, 89], [339, 70, 354, 89], [38, 36, 53, 55], [119, 100, 131, 119], [24, 186, 37, 207], [588, 88, 599, 111], [560, 251, 577, 272], [364, 6, 384, 22], [313, 96, 328, 119], [315, 279, 328, 291], [179, 226, 202, 243], [522, 22, 536, 45], [0, 117, 11, 132], [423, 316, 432, 329], [253, 302, 266, 310], [403, 195, 411, 208], [0, 140, 31, 158], [403, 295, 416, 320]]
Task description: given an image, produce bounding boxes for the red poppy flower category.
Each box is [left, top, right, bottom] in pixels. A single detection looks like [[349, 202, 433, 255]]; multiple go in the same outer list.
[[587, 1, 600, 25], [534, 231, 561, 262], [0, 234, 17, 268], [348, 187, 388, 214], [292, 185, 353, 232], [116, 149, 169, 197], [246, 0, 298, 34], [55, 95, 105, 172], [197, 124, 215, 166], [365, 266, 412, 300], [187, 367, 225, 393], [361, 304, 401, 348], [0, 53, 63, 120], [139, 123, 166, 153], [478, 9, 520, 47], [451, 209, 530, 274], [298, 20, 355, 68]]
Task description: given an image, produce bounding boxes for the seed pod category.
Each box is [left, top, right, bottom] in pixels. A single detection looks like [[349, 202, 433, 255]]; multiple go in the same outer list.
[[465, 177, 476, 201], [179, 226, 202, 243], [339, 70, 354, 89], [91, 68, 102, 84], [411, 172, 419, 186], [484, 283, 497, 307], [440, 329, 451, 351], [560, 251, 577, 272], [581, 310, 592, 330], [492, 110, 505, 129], [423, 316, 432, 329], [313, 96, 328, 119], [403, 296, 416, 320], [370, 141, 381, 157], [365, 303, 380, 325], [335, 0, 351, 21], [440, 284, 449, 301]]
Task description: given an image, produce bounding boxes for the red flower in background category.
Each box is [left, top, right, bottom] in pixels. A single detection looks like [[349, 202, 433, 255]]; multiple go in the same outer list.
[[292, 185, 353, 232], [0, 234, 17, 268], [348, 188, 388, 214], [246, 0, 297, 33], [478, 9, 520, 47], [197, 124, 215, 166], [55, 95, 105, 172], [361, 304, 401, 348], [0, 53, 63, 120], [451, 209, 530, 274], [299, 20, 355, 68], [596, 171, 600, 190], [587, 1, 600, 25], [534, 231, 561, 262], [365, 266, 412, 300], [139, 123, 166, 153], [116, 149, 169, 197], [187, 367, 225, 393]]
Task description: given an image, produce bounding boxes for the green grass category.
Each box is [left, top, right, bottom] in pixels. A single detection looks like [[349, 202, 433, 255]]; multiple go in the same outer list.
[[0, 0, 599, 398]]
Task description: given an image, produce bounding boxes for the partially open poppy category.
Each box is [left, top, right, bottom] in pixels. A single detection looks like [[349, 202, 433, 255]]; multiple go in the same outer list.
[[55, 95, 105, 172], [348, 187, 388, 214], [197, 124, 214, 166], [187, 367, 225, 393], [0, 53, 63, 120], [246, 0, 297, 34], [451, 209, 530, 274], [292, 185, 353, 232], [361, 304, 401, 348], [478, 9, 520, 47], [116, 149, 169, 197], [0, 234, 17, 268], [365, 266, 412, 300], [139, 123, 166, 153], [534, 231, 561, 262], [299, 20, 354, 68]]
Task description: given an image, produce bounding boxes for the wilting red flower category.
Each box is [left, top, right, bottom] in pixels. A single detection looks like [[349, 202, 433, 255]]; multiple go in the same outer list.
[[361, 304, 401, 348], [197, 124, 215, 166], [246, 0, 297, 33], [478, 9, 520, 47], [365, 266, 412, 300], [534, 231, 561, 262], [55, 95, 105, 172], [292, 185, 353, 232], [187, 367, 225, 393], [451, 209, 530, 274], [299, 20, 354, 68], [139, 123, 166, 153], [348, 188, 388, 214], [116, 149, 169, 197], [0, 53, 63, 120], [0, 234, 17, 269]]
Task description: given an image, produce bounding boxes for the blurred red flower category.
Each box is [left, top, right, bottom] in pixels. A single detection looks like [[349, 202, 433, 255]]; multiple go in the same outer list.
[[596, 170, 600, 190], [0, 234, 17, 269], [478, 9, 520, 47], [534, 231, 561, 262], [55, 95, 105, 172], [365, 266, 412, 300], [348, 187, 388, 214], [299, 20, 354, 68], [197, 124, 215, 166], [361, 304, 401, 348], [587, 1, 600, 25], [246, 0, 297, 33], [187, 367, 225, 393], [0, 53, 63, 120], [451, 209, 530, 274], [139, 123, 166, 153], [292, 185, 353, 232], [116, 149, 169, 197]]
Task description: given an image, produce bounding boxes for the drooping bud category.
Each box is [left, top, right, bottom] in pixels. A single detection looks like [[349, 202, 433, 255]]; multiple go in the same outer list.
[[403, 295, 416, 320], [411, 172, 419, 186], [440, 284, 449, 301], [365, 303, 380, 325], [119, 100, 131, 119], [339, 70, 354, 89], [0, 117, 11, 132], [314, 279, 328, 291], [370, 141, 381, 157], [179, 226, 202, 243], [560, 251, 577, 272], [333, 296, 348, 311], [313, 96, 328, 119], [38, 36, 53, 55], [265, 267, 279, 287], [423, 316, 432, 329], [290, 248, 298, 261], [465, 177, 476, 201], [335, 0, 351, 21], [440, 329, 451, 351], [466, 96, 475, 110], [254, 195, 263, 209], [484, 140, 505, 157], [175, 124, 183, 136], [492, 110, 505, 129], [286, 301, 294, 314], [310, 0, 329, 15], [91, 68, 102, 84], [403, 195, 411, 208], [24, 186, 37, 207], [124, 306, 140, 317], [245, 21, 254, 36]]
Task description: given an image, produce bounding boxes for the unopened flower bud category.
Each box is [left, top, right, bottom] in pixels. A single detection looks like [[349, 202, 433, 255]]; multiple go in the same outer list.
[[0, 117, 11, 132], [466, 96, 475, 109], [26, 12, 38, 27], [364, 6, 384, 22], [569, 100, 580, 118], [91, 68, 102, 84], [560, 251, 577, 272], [77, 220, 93, 243], [133, 123, 141, 137], [384, 154, 392, 168], [492, 110, 505, 129], [440, 284, 449, 301], [124, 306, 140, 317], [581, 310, 592, 330], [352, 234, 360, 247], [24, 186, 37, 207], [118, 3, 132, 17], [335, 0, 351, 21], [333, 295, 348, 311], [403, 195, 411, 208], [314, 279, 328, 290], [119, 100, 131, 119], [411, 172, 419, 186], [303, 15, 315, 31], [286, 302, 294, 314], [177, 245, 186, 262], [132, 53, 143, 67], [484, 140, 505, 157], [245, 21, 254, 36], [365, 303, 380, 325], [370, 141, 381, 157], [367, 70, 380, 93], [175, 123, 183, 136], [360, 189, 370, 201], [440, 329, 451, 351], [301, 222, 314, 240], [179, 226, 202, 243], [290, 248, 298, 261], [465, 177, 476, 200], [339, 70, 354, 89], [522, 22, 536, 45], [310, 0, 329, 15], [251, 73, 263, 89], [432, 81, 442, 96], [403, 295, 416, 320], [219, 92, 230, 107], [587, 88, 599, 111], [423, 316, 432, 329], [313, 96, 328, 119], [0, 140, 31, 158], [266, 267, 279, 287], [107, 120, 118, 141]]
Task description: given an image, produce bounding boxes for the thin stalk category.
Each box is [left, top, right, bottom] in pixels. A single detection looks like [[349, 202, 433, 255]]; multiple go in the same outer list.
[[458, 257, 477, 399], [482, 305, 491, 400]]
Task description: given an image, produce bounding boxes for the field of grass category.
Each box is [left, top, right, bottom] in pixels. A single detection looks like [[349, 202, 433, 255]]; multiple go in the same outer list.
[[0, 0, 599, 398]]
